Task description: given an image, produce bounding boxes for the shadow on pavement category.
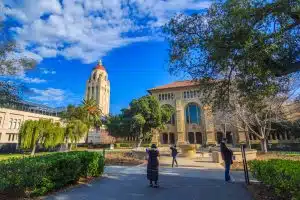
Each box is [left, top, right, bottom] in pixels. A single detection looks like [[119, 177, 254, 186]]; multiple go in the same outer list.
[[46, 167, 252, 200]]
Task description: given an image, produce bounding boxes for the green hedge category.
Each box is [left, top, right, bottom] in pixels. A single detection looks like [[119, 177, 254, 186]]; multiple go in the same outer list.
[[0, 151, 105, 197], [249, 159, 300, 199]]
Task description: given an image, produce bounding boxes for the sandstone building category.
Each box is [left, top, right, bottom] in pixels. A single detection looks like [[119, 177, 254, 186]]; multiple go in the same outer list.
[[148, 80, 298, 148]]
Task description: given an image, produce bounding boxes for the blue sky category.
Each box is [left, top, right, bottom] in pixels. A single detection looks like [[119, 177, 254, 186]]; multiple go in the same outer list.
[[0, 0, 210, 114]]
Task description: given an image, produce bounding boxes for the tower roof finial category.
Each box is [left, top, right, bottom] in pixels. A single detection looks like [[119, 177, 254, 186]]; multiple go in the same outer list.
[[98, 59, 103, 66]]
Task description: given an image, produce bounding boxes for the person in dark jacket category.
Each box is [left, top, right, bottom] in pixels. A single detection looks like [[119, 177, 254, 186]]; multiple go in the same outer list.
[[146, 144, 160, 187], [220, 138, 233, 182], [170, 145, 178, 167]]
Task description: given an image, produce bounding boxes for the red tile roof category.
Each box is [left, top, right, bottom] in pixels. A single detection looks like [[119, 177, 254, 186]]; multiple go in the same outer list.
[[149, 80, 200, 92], [94, 64, 106, 71]]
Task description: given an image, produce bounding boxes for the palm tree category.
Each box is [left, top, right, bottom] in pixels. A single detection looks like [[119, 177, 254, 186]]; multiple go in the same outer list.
[[82, 98, 103, 142]]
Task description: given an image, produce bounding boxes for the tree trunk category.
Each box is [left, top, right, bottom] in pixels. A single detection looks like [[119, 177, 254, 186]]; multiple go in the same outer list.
[[137, 138, 143, 148], [31, 144, 37, 156], [260, 139, 268, 153]]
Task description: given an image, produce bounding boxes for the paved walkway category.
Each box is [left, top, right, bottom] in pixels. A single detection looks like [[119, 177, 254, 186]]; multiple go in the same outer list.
[[46, 163, 252, 200]]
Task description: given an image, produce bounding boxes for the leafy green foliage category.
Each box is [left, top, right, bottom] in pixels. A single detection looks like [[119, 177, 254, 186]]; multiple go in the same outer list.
[[0, 151, 104, 197], [64, 119, 88, 149], [250, 159, 300, 199], [19, 119, 64, 155], [164, 0, 299, 108], [106, 96, 175, 146]]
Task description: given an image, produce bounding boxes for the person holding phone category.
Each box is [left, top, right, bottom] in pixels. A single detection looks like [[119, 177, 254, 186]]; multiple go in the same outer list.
[[220, 138, 233, 182]]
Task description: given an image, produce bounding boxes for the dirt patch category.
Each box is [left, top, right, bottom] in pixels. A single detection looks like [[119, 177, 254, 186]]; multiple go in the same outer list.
[[247, 183, 286, 200], [105, 152, 144, 166]]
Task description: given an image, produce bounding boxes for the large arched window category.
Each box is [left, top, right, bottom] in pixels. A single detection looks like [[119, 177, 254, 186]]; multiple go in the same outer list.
[[185, 103, 201, 124]]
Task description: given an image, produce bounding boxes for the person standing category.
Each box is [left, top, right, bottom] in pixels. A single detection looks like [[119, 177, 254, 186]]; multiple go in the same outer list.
[[170, 145, 178, 167], [146, 144, 160, 188], [220, 138, 233, 182]]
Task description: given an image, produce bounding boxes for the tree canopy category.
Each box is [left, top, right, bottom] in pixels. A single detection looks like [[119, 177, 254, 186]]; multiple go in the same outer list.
[[0, 20, 36, 105], [19, 119, 64, 155], [106, 95, 175, 146], [164, 0, 300, 108]]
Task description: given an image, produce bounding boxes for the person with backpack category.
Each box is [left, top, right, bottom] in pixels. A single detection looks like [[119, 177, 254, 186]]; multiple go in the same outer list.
[[220, 138, 233, 182], [170, 145, 178, 167]]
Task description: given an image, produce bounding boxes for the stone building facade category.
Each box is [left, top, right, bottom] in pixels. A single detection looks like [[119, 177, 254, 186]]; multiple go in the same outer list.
[[148, 80, 298, 147], [0, 107, 60, 152], [85, 60, 110, 115]]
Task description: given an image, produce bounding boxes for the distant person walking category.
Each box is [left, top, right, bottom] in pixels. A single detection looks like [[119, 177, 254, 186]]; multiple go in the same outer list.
[[170, 145, 178, 167], [146, 144, 160, 188], [220, 138, 233, 182]]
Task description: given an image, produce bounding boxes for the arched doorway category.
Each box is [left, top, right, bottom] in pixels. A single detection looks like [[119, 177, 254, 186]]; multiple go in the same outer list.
[[188, 132, 195, 144], [216, 132, 223, 144], [162, 133, 168, 144], [196, 132, 202, 144], [169, 133, 175, 144], [226, 132, 233, 144]]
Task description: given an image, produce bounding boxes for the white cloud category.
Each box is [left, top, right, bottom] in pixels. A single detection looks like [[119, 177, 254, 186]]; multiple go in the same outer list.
[[3, 0, 211, 63], [29, 88, 65, 102], [40, 68, 56, 75], [18, 76, 47, 83], [28, 87, 81, 106]]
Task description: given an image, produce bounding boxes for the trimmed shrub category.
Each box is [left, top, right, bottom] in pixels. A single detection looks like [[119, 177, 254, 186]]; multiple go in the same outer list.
[[249, 159, 300, 200], [0, 151, 104, 197]]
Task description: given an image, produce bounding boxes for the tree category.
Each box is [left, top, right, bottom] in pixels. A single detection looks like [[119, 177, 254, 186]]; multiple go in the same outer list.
[[64, 120, 88, 150], [164, 0, 300, 108], [131, 114, 146, 147], [60, 100, 103, 144], [82, 98, 102, 130], [19, 119, 64, 155], [0, 19, 36, 105], [106, 96, 175, 147], [106, 114, 131, 139]]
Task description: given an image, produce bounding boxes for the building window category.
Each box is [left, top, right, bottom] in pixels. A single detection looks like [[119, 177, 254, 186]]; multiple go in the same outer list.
[[183, 91, 186, 99], [162, 133, 168, 144], [8, 133, 11, 141], [0, 133, 2, 141], [13, 119, 17, 129], [0, 117, 2, 125], [18, 119, 22, 129], [159, 94, 161, 101], [12, 134, 15, 141], [9, 118, 13, 129], [168, 113, 176, 125], [185, 104, 201, 124]]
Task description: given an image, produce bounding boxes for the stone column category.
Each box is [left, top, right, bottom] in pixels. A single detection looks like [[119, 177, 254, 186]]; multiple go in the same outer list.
[[203, 105, 216, 145], [175, 99, 185, 144]]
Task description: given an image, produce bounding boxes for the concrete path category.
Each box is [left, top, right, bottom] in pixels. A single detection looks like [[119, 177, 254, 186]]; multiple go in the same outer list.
[[46, 165, 252, 200]]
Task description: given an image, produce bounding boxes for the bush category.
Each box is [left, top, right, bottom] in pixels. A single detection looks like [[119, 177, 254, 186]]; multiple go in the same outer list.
[[249, 159, 300, 200], [0, 151, 104, 197], [114, 143, 150, 148]]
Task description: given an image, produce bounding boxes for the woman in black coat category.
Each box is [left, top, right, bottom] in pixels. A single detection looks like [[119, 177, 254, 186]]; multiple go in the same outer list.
[[220, 138, 233, 182], [146, 144, 160, 187]]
